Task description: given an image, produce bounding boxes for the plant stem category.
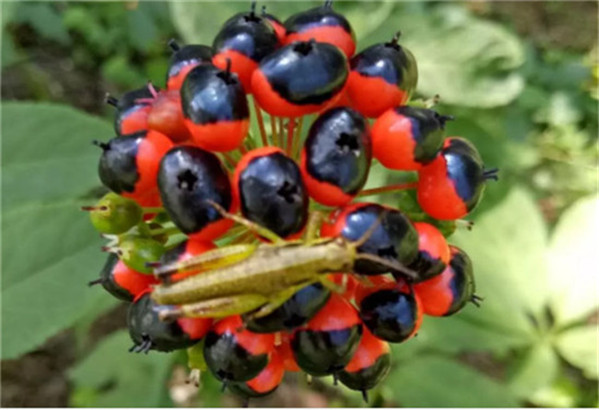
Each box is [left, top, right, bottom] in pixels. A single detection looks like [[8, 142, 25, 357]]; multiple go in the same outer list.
[[286, 117, 296, 156], [292, 116, 305, 160], [142, 207, 165, 214], [357, 182, 418, 197], [270, 114, 279, 147], [253, 99, 269, 147]]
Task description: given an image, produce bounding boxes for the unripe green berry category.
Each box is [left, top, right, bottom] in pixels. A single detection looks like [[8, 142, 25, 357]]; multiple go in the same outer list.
[[117, 236, 165, 274], [85, 193, 142, 234]]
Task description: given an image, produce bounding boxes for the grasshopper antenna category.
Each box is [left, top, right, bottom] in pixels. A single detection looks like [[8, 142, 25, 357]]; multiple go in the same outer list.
[[355, 253, 418, 280], [204, 200, 284, 243], [350, 211, 387, 249]]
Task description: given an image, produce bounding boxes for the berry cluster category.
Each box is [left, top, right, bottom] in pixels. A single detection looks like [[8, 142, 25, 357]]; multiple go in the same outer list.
[[85, 1, 496, 403]]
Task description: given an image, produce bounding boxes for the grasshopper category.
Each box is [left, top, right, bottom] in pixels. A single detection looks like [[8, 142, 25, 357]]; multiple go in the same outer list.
[[151, 201, 416, 321]]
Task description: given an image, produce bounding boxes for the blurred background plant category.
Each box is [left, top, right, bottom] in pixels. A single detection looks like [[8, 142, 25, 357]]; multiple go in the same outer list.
[[1, 1, 597, 407]]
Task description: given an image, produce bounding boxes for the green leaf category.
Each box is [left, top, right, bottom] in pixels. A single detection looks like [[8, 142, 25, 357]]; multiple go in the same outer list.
[[13, 3, 71, 45], [451, 187, 548, 336], [364, 5, 525, 107], [417, 314, 532, 355], [69, 330, 174, 407], [1, 103, 113, 358], [387, 355, 520, 407], [507, 343, 559, 399], [547, 195, 599, 325], [169, 2, 241, 45], [127, 4, 159, 53], [555, 326, 598, 379]]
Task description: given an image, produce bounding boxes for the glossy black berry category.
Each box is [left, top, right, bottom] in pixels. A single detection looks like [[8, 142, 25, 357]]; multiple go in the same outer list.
[[157, 145, 233, 241], [291, 295, 362, 376], [127, 293, 199, 353], [212, 4, 278, 90], [244, 283, 331, 333], [234, 147, 308, 238], [347, 33, 418, 117], [203, 316, 273, 383], [301, 107, 372, 206], [283, 1, 356, 57], [358, 288, 421, 343], [324, 203, 419, 275], [166, 41, 213, 90], [252, 40, 348, 117]]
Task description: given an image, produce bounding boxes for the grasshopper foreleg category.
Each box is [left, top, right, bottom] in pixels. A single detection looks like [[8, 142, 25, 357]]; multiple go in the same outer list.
[[153, 244, 258, 283], [156, 294, 269, 320]]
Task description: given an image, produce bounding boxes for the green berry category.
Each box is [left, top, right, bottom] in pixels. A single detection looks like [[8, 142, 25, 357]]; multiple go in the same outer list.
[[118, 236, 165, 274], [84, 193, 142, 234]]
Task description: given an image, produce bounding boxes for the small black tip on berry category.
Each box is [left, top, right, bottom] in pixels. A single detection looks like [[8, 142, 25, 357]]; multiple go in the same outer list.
[[470, 294, 484, 307], [293, 40, 315, 56], [168, 38, 181, 52], [361, 389, 369, 404], [386, 31, 402, 49], [332, 372, 339, 386], [324, 0, 334, 9], [92, 140, 110, 150], [104, 93, 118, 107], [437, 114, 455, 128], [483, 168, 499, 181], [261, 5, 267, 16]]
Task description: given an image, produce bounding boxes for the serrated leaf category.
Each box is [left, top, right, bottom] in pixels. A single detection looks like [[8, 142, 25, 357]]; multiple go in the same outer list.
[[547, 196, 599, 325], [69, 330, 174, 407], [507, 343, 559, 399], [555, 326, 598, 379], [387, 355, 520, 407], [451, 187, 548, 337], [1, 103, 113, 358]]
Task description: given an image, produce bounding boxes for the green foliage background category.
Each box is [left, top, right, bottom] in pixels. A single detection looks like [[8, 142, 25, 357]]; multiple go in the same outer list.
[[1, 1, 597, 407]]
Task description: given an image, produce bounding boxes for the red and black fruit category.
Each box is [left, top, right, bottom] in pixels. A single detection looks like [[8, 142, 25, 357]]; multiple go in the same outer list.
[[228, 349, 285, 399], [157, 145, 235, 241], [418, 137, 498, 220], [106, 86, 156, 136], [166, 40, 213, 91], [357, 282, 422, 343], [347, 33, 418, 118], [371, 106, 452, 170], [291, 294, 362, 377], [212, 2, 279, 91], [322, 203, 419, 275], [261, 6, 286, 44], [414, 245, 478, 316], [338, 328, 391, 403], [234, 147, 308, 238], [90, 254, 158, 302], [158, 239, 216, 282], [95, 130, 174, 200], [147, 89, 193, 143], [283, 0, 356, 58], [251, 40, 348, 117], [407, 222, 451, 282], [244, 282, 331, 333], [128, 293, 211, 353], [180, 63, 249, 152], [301, 107, 372, 207], [203, 315, 274, 383]]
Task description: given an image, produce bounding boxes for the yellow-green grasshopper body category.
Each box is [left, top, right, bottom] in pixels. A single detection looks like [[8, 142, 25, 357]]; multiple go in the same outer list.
[[152, 238, 354, 305], [150, 202, 416, 321]]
